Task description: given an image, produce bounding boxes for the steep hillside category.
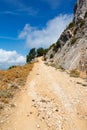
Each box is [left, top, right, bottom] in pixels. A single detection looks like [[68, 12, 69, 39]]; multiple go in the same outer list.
[[45, 0, 87, 76]]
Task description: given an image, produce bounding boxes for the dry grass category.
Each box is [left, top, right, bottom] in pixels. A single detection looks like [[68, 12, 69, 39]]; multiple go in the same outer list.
[[70, 69, 80, 78], [0, 63, 34, 109]]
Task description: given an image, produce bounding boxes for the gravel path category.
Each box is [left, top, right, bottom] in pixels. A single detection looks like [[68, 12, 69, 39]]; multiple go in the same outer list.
[[1, 57, 87, 130]]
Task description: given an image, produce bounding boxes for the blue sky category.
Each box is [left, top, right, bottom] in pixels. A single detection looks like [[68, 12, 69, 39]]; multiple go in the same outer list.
[[0, 0, 76, 69]]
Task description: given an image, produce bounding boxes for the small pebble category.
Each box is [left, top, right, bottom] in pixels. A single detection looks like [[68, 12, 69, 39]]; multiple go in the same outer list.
[[37, 124, 40, 128], [30, 112, 33, 114], [0, 120, 4, 123], [42, 117, 45, 119]]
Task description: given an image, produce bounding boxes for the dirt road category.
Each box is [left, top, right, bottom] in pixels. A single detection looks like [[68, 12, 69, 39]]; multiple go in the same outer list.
[[1, 58, 87, 130]]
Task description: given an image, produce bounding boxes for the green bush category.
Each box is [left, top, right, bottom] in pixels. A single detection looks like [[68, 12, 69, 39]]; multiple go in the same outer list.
[[77, 19, 85, 27], [37, 48, 45, 57], [26, 48, 36, 63], [68, 22, 75, 29], [50, 54, 54, 58], [70, 69, 80, 78], [74, 27, 78, 35], [45, 43, 55, 54], [8, 65, 17, 70], [58, 65, 65, 71], [43, 48, 49, 55], [85, 12, 87, 18], [53, 41, 61, 52], [49, 43, 55, 50], [71, 37, 77, 45], [80, 20, 85, 27]]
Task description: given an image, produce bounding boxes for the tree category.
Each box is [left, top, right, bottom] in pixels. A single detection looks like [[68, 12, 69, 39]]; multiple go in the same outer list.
[[37, 48, 45, 57], [26, 48, 36, 63]]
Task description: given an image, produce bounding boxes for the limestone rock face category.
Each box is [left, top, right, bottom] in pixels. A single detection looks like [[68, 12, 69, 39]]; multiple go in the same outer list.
[[45, 0, 87, 72], [74, 0, 87, 23]]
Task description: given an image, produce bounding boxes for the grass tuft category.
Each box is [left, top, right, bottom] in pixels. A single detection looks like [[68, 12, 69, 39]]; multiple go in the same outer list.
[[70, 69, 80, 78]]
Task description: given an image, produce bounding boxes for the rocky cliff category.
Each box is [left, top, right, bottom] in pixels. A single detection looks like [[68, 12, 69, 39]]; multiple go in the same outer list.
[[45, 0, 87, 75], [74, 0, 87, 23]]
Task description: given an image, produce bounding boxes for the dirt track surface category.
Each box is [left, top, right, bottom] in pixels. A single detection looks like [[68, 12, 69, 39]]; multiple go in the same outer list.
[[0, 58, 87, 130]]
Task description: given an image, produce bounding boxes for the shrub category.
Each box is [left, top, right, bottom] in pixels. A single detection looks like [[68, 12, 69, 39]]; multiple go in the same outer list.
[[85, 12, 87, 18], [53, 41, 61, 52], [26, 48, 36, 63], [37, 48, 45, 57], [50, 54, 54, 58], [49, 43, 55, 50], [70, 69, 80, 77], [43, 49, 49, 55], [77, 19, 85, 27], [0, 90, 13, 98], [11, 104, 15, 107], [8, 65, 17, 70], [68, 22, 75, 29], [74, 27, 78, 35], [56, 65, 65, 71], [1, 98, 9, 104], [71, 37, 77, 45], [58, 66, 65, 71], [80, 20, 85, 27]]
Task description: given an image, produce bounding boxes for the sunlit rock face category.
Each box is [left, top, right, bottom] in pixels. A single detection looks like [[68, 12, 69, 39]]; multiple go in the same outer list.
[[74, 0, 87, 23], [45, 0, 87, 72]]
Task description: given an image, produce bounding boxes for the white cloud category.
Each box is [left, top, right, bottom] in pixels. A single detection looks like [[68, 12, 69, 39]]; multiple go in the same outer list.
[[0, 7, 38, 16], [18, 14, 73, 49], [0, 36, 18, 40], [0, 49, 26, 70], [1, 0, 38, 16], [41, 0, 60, 9]]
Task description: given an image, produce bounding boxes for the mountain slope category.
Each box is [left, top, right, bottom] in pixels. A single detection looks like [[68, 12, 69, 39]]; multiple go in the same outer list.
[[45, 0, 87, 76]]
